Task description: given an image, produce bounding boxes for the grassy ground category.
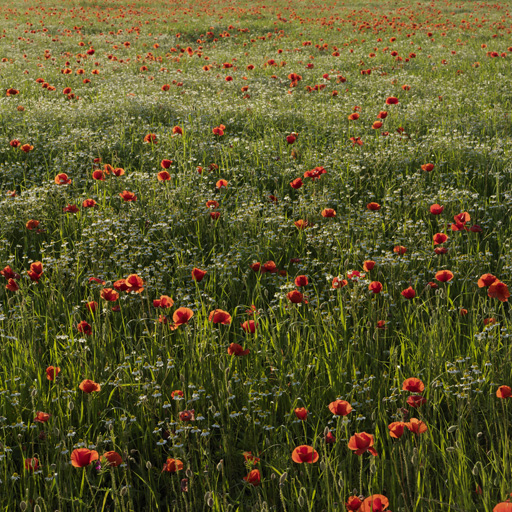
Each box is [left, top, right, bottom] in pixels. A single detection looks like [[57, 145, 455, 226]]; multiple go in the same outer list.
[[1, 0, 512, 510]]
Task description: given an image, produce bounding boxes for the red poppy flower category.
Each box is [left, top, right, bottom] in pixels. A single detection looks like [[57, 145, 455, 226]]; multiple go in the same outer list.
[[25, 458, 39, 472], [77, 321, 92, 335], [328, 400, 352, 416], [388, 421, 406, 438], [478, 273, 497, 288], [291, 445, 319, 464], [377, 111, 388, 119], [294, 407, 308, 420], [206, 200, 219, 209], [162, 458, 184, 473], [430, 204, 444, 215], [157, 170, 171, 181], [332, 277, 348, 289], [228, 343, 250, 356], [71, 448, 99, 468], [173, 307, 194, 326], [435, 270, 454, 282], [348, 432, 378, 456], [345, 496, 363, 511], [407, 395, 427, 408], [367, 202, 381, 211], [210, 211, 221, 220], [287, 290, 303, 303], [286, 134, 297, 144], [385, 96, 399, 105], [144, 133, 157, 144], [20, 143, 33, 152], [209, 309, 232, 324], [488, 281, 510, 302], [346, 269, 363, 279], [79, 379, 101, 393], [401, 286, 416, 299], [363, 260, 375, 272], [172, 126, 183, 135], [372, 120, 383, 129], [454, 212, 470, 224], [421, 163, 435, 172], [6, 88, 20, 96], [260, 261, 277, 274], [494, 502, 512, 512], [63, 204, 79, 213], [119, 190, 137, 202], [290, 178, 303, 189], [497, 386, 512, 398], [213, 126, 225, 135], [484, 317, 496, 326], [102, 451, 123, 467], [304, 167, 326, 180], [250, 262, 261, 272], [5, 277, 18, 291], [10, 139, 21, 147], [294, 275, 308, 287], [54, 172, 72, 185], [86, 301, 98, 313], [348, 113, 359, 121], [369, 281, 383, 294], [179, 410, 195, 422], [244, 469, 261, 486], [34, 411, 50, 423], [113, 167, 125, 176], [171, 390, 184, 399], [241, 320, 257, 333], [376, 320, 387, 329], [192, 268, 207, 282], [294, 219, 308, 230], [46, 366, 60, 381], [125, 274, 144, 293], [29, 261, 43, 277], [216, 179, 228, 188], [26, 219, 40, 230], [321, 208, 336, 218], [350, 136, 363, 146], [360, 495, 389, 512], [82, 198, 97, 208]]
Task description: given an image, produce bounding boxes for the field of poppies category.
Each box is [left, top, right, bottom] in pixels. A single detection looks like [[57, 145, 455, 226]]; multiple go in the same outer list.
[[1, 0, 512, 510]]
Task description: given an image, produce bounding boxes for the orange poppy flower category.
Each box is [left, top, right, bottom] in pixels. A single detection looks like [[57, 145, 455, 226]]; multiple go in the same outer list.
[[332, 277, 348, 289], [113, 167, 125, 176], [227, 343, 249, 356], [144, 133, 157, 144], [372, 121, 383, 129], [71, 448, 99, 467], [6, 88, 19, 96], [161, 159, 173, 169], [244, 469, 261, 486], [102, 451, 123, 467], [402, 378, 425, 393], [82, 198, 97, 208], [92, 170, 105, 181], [172, 126, 183, 135], [46, 366, 60, 381], [348, 432, 378, 456], [348, 113, 359, 121], [497, 386, 512, 398], [20, 144, 34, 152], [125, 274, 144, 293], [477, 273, 497, 288], [162, 458, 183, 473], [153, 295, 174, 309], [9, 139, 21, 148], [328, 400, 352, 416], [294, 219, 308, 230], [216, 179, 228, 189], [359, 494, 389, 512], [54, 173, 72, 185], [172, 307, 194, 326], [488, 281, 510, 302], [157, 171, 171, 181], [393, 245, 407, 255], [241, 320, 257, 333], [494, 502, 512, 512], [406, 418, 428, 435], [209, 309, 232, 324], [321, 208, 336, 218], [291, 445, 319, 463], [435, 270, 454, 282], [5, 278, 18, 291], [100, 288, 119, 302], [345, 496, 363, 511], [421, 163, 435, 172], [192, 268, 206, 282], [79, 379, 101, 393], [290, 178, 303, 189], [388, 421, 406, 438]]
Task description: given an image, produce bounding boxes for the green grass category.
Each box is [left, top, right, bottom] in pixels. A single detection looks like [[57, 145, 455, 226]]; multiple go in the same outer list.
[[0, 0, 512, 510]]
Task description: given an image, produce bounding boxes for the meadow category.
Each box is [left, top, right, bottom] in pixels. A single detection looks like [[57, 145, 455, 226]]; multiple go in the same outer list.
[[1, 0, 512, 510]]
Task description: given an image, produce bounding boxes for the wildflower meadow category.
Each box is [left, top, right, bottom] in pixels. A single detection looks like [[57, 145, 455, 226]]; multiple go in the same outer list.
[[1, 0, 512, 510]]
